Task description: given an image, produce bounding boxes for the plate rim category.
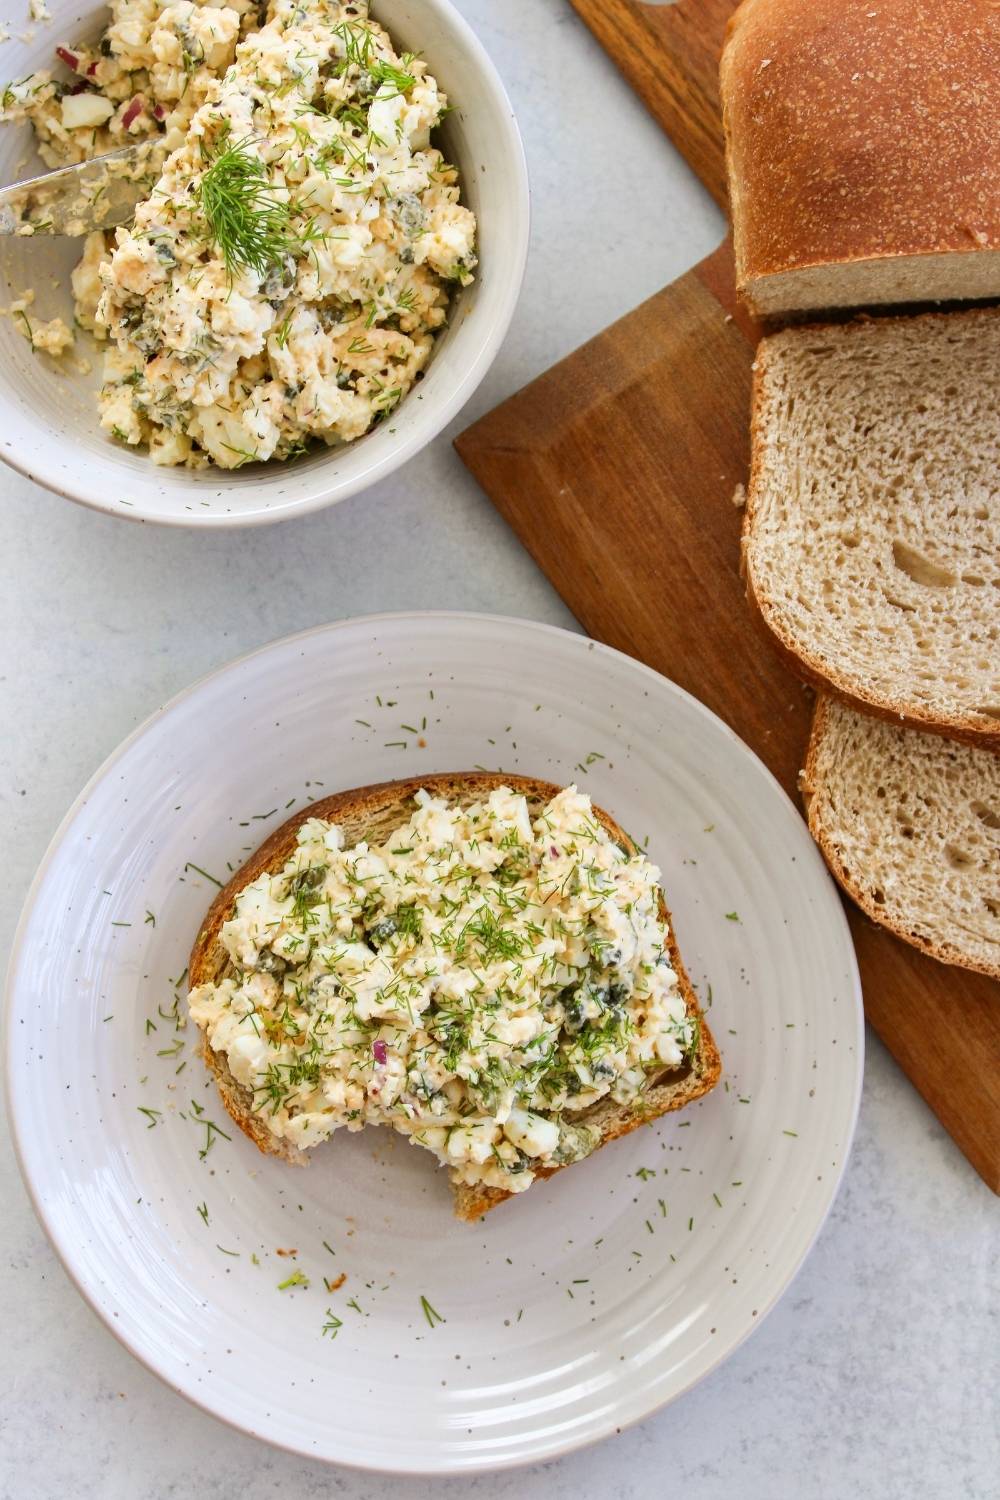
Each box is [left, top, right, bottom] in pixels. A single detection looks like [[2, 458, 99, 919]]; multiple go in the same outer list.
[[4, 611, 865, 1473]]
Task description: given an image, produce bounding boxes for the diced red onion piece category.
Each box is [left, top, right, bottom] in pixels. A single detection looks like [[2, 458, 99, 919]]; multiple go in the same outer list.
[[153, 103, 166, 120], [373, 1039, 388, 1066], [121, 95, 144, 128], [550, 846, 559, 858], [55, 46, 80, 71], [86, 61, 99, 77]]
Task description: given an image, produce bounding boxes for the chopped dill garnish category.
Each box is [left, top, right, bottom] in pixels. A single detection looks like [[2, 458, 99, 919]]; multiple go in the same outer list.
[[420, 1294, 445, 1328], [198, 1118, 231, 1158], [322, 1309, 343, 1339], [274, 309, 295, 348]]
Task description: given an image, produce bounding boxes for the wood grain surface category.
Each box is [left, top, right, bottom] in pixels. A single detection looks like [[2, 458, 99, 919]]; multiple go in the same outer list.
[[454, 1, 1000, 1189], [570, 0, 737, 208]]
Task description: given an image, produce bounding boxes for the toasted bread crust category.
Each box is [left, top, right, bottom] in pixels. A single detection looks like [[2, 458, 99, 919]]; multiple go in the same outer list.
[[188, 773, 722, 1216]]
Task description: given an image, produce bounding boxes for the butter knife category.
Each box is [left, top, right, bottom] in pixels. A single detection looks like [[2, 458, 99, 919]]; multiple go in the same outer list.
[[0, 143, 152, 236]]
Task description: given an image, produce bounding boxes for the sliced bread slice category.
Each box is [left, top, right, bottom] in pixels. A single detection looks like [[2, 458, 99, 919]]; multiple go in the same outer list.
[[803, 697, 1000, 979], [188, 773, 721, 1220], [744, 307, 1000, 748]]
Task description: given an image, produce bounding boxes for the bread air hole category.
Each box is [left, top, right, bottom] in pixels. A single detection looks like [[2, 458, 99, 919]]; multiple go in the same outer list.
[[891, 541, 957, 589], [974, 706, 1000, 721], [984, 899, 1000, 919], [945, 844, 974, 871], [971, 801, 1000, 831]]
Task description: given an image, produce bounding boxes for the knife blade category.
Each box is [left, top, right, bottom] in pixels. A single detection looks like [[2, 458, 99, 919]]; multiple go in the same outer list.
[[0, 142, 153, 236]]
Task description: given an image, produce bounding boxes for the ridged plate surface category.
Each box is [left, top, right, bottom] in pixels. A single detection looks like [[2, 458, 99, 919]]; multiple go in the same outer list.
[[6, 613, 863, 1471]]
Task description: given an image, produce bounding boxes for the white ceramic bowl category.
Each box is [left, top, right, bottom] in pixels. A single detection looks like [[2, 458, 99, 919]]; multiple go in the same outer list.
[[0, 1, 528, 525]]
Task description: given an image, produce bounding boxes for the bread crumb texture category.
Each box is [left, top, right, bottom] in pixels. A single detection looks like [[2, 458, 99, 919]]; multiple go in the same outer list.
[[805, 697, 1000, 977], [745, 308, 1000, 742]]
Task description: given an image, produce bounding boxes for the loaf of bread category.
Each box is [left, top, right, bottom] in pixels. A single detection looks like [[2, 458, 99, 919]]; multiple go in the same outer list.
[[803, 697, 1000, 979], [743, 307, 1000, 747], [188, 773, 721, 1220], [721, 0, 1000, 317]]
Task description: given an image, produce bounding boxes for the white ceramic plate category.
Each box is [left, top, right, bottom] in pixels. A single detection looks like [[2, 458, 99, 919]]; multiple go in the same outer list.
[[6, 614, 863, 1472]]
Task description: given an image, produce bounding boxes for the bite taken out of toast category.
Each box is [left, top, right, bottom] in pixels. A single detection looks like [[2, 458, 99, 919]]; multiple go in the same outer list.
[[187, 773, 721, 1221]]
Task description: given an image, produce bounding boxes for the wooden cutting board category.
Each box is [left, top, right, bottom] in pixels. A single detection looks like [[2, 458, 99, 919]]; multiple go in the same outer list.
[[455, 0, 1000, 1191]]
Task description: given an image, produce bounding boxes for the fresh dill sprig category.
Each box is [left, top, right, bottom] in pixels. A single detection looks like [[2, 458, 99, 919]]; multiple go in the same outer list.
[[199, 134, 292, 278]]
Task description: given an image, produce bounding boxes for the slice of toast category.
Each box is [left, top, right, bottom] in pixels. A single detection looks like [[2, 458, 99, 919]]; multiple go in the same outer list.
[[188, 773, 721, 1219], [743, 308, 1000, 749], [802, 697, 1000, 979]]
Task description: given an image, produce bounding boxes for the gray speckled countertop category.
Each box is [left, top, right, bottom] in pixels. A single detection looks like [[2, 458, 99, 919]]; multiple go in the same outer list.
[[1, 3, 997, 1497]]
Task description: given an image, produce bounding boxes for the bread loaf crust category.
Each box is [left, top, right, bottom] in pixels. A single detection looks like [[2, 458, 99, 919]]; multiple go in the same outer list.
[[721, 0, 1000, 314]]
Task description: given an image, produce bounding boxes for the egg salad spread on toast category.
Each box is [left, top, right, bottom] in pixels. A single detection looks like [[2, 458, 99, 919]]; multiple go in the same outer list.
[[188, 786, 697, 1195]]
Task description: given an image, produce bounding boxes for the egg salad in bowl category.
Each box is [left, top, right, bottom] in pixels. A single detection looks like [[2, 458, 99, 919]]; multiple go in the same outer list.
[[2, 0, 478, 471]]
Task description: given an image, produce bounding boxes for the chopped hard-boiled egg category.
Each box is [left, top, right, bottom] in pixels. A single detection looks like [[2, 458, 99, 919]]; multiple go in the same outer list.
[[187, 786, 695, 1196]]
